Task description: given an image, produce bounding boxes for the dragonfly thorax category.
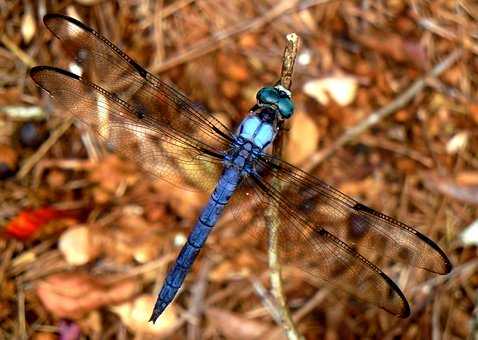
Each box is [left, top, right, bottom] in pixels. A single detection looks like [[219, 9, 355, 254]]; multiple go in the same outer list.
[[237, 110, 277, 150]]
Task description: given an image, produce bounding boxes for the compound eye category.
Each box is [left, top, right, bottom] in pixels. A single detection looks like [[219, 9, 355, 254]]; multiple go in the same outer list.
[[256, 87, 279, 105], [277, 97, 294, 119]]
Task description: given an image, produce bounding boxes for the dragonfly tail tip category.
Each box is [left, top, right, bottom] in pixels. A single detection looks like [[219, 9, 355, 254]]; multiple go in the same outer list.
[[148, 311, 159, 324], [149, 300, 169, 323]]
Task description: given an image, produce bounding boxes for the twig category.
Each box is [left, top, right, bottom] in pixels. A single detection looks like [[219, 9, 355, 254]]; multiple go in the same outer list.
[[278, 34, 299, 90], [17, 283, 27, 340], [264, 289, 328, 339], [0, 34, 36, 67], [160, 0, 195, 19], [187, 259, 211, 340], [432, 294, 443, 340], [470, 289, 478, 340], [265, 33, 303, 340], [250, 277, 282, 324], [302, 49, 463, 173]]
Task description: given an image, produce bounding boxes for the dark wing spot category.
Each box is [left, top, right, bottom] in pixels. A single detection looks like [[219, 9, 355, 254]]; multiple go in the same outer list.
[[347, 213, 370, 240], [397, 247, 413, 263], [299, 196, 317, 215], [329, 258, 350, 278], [133, 103, 148, 119]]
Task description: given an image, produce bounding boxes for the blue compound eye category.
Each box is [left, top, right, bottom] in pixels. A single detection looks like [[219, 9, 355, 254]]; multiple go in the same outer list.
[[277, 97, 294, 118], [257, 87, 280, 105]]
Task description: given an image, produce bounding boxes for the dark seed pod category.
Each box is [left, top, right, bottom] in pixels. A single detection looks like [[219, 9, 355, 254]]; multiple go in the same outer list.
[[0, 145, 18, 179], [19, 122, 48, 148]]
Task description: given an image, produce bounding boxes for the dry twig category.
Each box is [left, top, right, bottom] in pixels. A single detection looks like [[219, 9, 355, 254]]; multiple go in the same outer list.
[[265, 33, 303, 340]]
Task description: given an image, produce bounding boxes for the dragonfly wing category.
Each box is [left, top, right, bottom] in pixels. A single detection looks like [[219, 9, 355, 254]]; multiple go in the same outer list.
[[227, 175, 410, 317], [30, 66, 223, 192], [43, 13, 233, 151], [254, 155, 452, 275]]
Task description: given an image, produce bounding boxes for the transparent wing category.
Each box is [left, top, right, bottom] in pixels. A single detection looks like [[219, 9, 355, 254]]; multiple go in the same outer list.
[[227, 175, 410, 317], [43, 13, 233, 152], [253, 155, 452, 275], [30, 66, 224, 192]]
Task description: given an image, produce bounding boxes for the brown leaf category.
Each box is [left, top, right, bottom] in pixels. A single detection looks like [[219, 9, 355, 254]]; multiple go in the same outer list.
[[207, 307, 270, 339], [89, 155, 138, 195], [303, 75, 358, 106], [21, 8, 36, 44], [32, 333, 57, 340], [217, 54, 249, 82], [354, 32, 426, 66], [424, 173, 478, 205], [469, 103, 478, 124], [285, 110, 320, 165], [59, 226, 98, 265], [449, 306, 471, 338], [37, 272, 141, 319], [456, 171, 478, 186], [88, 217, 163, 264], [153, 180, 206, 220], [111, 294, 179, 337]]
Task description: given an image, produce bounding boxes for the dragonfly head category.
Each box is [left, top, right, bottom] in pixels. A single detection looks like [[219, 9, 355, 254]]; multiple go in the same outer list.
[[256, 85, 294, 119], [237, 85, 293, 150]]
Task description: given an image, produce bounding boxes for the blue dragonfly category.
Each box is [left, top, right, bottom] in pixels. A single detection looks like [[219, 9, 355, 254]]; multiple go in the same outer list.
[[30, 14, 452, 323]]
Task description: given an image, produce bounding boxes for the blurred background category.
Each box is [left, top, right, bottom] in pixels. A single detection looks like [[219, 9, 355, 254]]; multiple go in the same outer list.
[[0, 0, 476, 339]]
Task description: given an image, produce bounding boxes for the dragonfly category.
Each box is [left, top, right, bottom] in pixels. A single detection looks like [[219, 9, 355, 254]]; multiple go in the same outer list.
[[30, 14, 452, 323]]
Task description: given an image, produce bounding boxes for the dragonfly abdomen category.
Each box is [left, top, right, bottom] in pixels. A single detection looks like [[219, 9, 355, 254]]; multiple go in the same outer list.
[[150, 167, 242, 323]]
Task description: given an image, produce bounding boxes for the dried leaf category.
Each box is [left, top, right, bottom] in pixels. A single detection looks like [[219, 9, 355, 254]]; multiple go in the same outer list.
[[21, 10, 36, 44], [425, 173, 478, 204], [207, 307, 270, 339], [218, 54, 249, 82], [73, 0, 103, 5], [457, 172, 478, 186], [89, 155, 138, 194], [339, 177, 381, 201], [354, 32, 425, 66], [285, 110, 319, 165], [446, 132, 469, 154], [303, 75, 358, 106], [460, 220, 478, 246], [32, 333, 57, 340], [469, 104, 478, 124], [2, 105, 45, 120], [59, 226, 98, 265], [37, 272, 141, 319], [209, 251, 254, 282], [111, 294, 179, 336], [153, 180, 206, 220]]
